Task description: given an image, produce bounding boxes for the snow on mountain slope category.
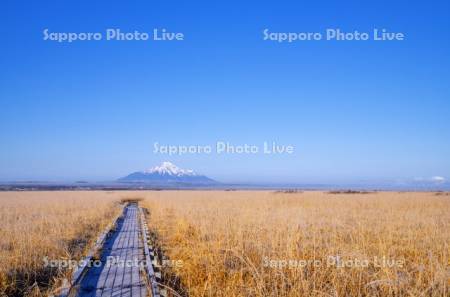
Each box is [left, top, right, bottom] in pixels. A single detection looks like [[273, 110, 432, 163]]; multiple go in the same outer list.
[[118, 162, 216, 184], [144, 161, 196, 176]]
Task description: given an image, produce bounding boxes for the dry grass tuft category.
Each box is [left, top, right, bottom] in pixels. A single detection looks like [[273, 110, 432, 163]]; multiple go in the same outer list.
[[274, 189, 303, 194], [328, 190, 376, 194], [120, 196, 144, 204]]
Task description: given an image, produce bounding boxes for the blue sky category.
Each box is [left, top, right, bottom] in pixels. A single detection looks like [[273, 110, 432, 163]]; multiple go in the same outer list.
[[1, 0, 449, 183]]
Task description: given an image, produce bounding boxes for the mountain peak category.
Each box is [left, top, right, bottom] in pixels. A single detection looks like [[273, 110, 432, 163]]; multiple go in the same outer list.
[[118, 162, 216, 185], [144, 161, 196, 176]]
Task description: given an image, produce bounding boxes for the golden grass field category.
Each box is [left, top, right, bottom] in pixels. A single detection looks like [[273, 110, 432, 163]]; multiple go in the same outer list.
[[142, 191, 450, 297], [0, 191, 122, 297], [0, 190, 449, 297]]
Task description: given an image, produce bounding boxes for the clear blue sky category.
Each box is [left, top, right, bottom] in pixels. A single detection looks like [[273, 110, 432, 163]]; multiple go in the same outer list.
[[1, 0, 449, 184]]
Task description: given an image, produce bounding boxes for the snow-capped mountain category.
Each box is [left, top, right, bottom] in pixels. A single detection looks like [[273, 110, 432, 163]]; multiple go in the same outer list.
[[118, 162, 216, 184], [144, 161, 196, 176]]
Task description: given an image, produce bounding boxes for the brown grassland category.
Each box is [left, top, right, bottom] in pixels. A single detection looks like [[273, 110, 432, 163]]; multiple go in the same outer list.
[[0, 191, 122, 297], [0, 191, 449, 297], [142, 191, 450, 297]]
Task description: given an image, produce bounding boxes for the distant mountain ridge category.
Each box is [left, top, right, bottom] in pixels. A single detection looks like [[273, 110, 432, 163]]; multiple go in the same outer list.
[[118, 162, 217, 184]]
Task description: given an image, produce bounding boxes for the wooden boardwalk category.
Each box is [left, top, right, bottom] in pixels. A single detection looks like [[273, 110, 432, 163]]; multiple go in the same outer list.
[[74, 204, 150, 297]]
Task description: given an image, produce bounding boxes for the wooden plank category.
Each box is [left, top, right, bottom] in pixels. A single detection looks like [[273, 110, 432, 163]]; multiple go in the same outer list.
[[110, 207, 133, 297], [131, 218, 143, 297], [139, 207, 160, 297], [100, 215, 126, 297], [120, 208, 135, 297], [68, 204, 150, 297], [58, 206, 124, 297]]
